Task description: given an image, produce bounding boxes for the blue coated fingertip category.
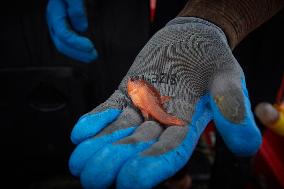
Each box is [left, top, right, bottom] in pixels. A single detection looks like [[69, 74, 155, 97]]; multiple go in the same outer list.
[[210, 78, 262, 156], [69, 127, 136, 176], [75, 48, 98, 63], [117, 95, 213, 189], [53, 22, 96, 54], [80, 141, 155, 189], [90, 48, 98, 61], [61, 35, 95, 53], [53, 35, 98, 63], [71, 109, 121, 144]]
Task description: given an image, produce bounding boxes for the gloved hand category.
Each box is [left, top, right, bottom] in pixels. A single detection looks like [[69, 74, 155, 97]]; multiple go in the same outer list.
[[69, 17, 262, 189], [46, 0, 97, 63]]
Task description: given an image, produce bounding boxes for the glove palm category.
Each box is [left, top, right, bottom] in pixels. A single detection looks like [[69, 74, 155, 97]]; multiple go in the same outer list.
[[69, 17, 261, 189]]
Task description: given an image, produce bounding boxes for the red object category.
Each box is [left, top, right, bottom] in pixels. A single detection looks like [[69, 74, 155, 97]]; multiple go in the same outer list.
[[149, 0, 157, 22], [254, 129, 284, 189], [252, 72, 284, 189], [203, 121, 216, 147], [276, 74, 284, 105]]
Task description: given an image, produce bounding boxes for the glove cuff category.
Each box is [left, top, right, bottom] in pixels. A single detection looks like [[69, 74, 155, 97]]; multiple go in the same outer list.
[[166, 17, 229, 47]]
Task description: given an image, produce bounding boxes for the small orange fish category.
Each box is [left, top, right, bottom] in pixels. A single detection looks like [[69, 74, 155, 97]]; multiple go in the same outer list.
[[127, 78, 186, 126]]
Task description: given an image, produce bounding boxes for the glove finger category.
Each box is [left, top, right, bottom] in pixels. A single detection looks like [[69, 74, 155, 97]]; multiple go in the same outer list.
[[71, 90, 128, 144], [71, 108, 120, 145], [116, 96, 212, 189], [209, 68, 262, 156], [47, 0, 95, 54], [69, 107, 143, 176], [80, 121, 164, 189], [66, 0, 88, 32], [52, 34, 97, 63]]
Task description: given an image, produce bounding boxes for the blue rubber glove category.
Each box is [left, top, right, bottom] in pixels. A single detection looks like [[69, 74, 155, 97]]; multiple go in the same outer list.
[[46, 0, 98, 63], [69, 17, 262, 189]]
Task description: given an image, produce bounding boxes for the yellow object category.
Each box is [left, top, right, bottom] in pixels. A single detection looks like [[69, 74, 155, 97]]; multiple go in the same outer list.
[[269, 104, 284, 136]]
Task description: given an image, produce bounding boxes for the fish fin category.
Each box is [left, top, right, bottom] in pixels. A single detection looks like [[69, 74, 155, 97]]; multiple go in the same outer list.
[[160, 96, 171, 104], [141, 110, 150, 120]]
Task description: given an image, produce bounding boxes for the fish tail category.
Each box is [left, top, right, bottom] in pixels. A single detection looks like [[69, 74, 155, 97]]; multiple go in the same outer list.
[[164, 115, 187, 126]]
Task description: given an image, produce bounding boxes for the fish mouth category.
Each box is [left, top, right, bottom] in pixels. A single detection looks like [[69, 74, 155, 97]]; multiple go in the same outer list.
[[127, 77, 134, 85]]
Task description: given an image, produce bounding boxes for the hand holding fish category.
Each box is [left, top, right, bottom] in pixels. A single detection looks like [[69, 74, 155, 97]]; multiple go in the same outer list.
[[68, 17, 261, 189]]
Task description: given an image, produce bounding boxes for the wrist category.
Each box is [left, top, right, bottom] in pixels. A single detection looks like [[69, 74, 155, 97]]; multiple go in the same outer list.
[[165, 17, 230, 48], [178, 0, 284, 49]]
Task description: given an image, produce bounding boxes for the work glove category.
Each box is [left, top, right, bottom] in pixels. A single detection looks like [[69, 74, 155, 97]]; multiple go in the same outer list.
[[69, 17, 262, 189], [46, 0, 97, 63]]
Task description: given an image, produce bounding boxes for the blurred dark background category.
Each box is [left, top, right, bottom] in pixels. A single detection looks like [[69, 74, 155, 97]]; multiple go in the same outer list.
[[0, 0, 283, 188]]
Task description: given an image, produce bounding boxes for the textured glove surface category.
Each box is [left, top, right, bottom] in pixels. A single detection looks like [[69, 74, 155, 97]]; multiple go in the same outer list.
[[69, 17, 262, 189], [46, 0, 97, 62]]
